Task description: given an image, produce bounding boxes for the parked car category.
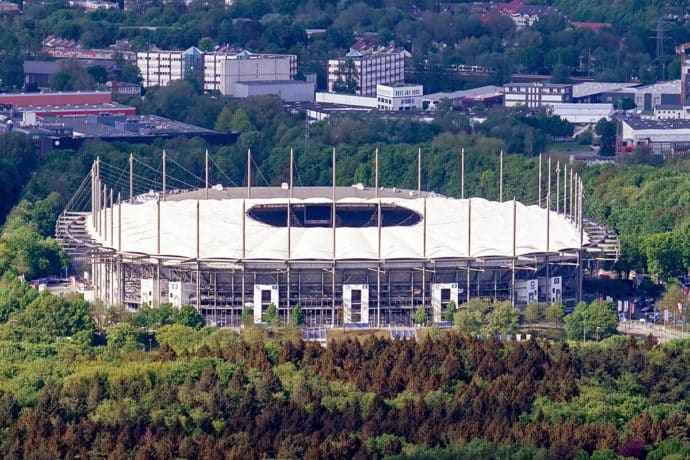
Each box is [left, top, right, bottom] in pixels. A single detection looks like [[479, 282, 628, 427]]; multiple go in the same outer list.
[[645, 309, 660, 321]]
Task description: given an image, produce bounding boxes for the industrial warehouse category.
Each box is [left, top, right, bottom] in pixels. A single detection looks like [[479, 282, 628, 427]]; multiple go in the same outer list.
[[56, 151, 616, 328]]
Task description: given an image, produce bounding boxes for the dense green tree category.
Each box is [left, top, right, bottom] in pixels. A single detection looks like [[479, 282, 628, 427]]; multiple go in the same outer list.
[[50, 59, 96, 91], [331, 59, 359, 94], [454, 299, 487, 334], [564, 300, 618, 341], [174, 305, 205, 329], [105, 322, 142, 356], [12, 291, 93, 343], [86, 65, 109, 84], [0, 274, 37, 323], [595, 118, 617, 156], [132, 302, 175, 329], [241, 306, 254, 326], [484, 301, 520, 335]]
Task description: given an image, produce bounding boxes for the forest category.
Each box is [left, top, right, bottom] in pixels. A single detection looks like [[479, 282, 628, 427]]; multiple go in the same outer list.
[[0, 285, 688, 459]]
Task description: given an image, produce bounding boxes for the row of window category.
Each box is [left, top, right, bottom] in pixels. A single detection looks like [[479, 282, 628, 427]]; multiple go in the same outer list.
[[506, 87, 569, 94]]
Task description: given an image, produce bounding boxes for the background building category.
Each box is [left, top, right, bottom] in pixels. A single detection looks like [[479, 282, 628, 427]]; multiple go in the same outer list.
[[137, 48, 297, 95], [327, 49, 404, 96], [376, 83, 423, 111], [203, 51, 297, 96], [423, 85, 504, 110], [546, 103, 615, 123], [621, 118, 690, 153], [504, 82, 573, 108], [137, 47, 203, 88]]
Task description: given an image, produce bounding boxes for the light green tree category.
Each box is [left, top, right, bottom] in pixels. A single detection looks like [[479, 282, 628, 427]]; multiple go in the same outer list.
[[444, 299, 457, 323], [545, 301, 565, 325], [290, 303, 305, 326], [214, 105, 235, 132], [264, 302, 280, 326], [241, 307, 254, 327], [484, 301, 520, 336], [564, 300, 618, 341], [524, 301, 543, 324], [657, 282, 685, 321], [414, 306, 427, 326], [105, 322, 141, 357], [454, 299, 488, 335], [230, 107, 254, 132]]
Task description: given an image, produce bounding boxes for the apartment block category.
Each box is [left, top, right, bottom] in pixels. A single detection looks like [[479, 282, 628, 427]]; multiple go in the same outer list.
[[328, 49, 404, 96]]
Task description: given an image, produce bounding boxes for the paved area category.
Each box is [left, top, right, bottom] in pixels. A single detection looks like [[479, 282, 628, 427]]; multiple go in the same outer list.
[[617, 320, 690, 342]]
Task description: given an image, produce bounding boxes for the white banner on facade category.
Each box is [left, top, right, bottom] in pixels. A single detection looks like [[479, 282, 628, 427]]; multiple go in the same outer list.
[[515, 279, 538, 305]]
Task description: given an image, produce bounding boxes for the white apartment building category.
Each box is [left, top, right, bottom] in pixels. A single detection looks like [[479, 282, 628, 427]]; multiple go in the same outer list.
[[203, 50, 297, 96], [137, 50, 184, 88], [137, 48, 297, 95], [376, 83, 423, 110], [328, 49, 404, 96], [504, 82, 573, 108]]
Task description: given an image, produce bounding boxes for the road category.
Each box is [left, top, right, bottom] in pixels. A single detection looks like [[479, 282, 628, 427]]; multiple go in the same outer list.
[[617, 320, 690, 343]]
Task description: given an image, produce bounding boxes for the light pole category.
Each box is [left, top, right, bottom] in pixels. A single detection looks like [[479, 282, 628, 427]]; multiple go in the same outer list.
[[595, 326, 600, 342], [583, 314, 587, 341]]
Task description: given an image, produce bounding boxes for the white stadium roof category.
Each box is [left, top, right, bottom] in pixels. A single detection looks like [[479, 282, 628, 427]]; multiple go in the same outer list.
[[89, 196, 588, 261]]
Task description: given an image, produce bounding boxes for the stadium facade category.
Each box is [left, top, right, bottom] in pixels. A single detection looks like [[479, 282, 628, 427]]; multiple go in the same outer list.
[[56, 152, 616, 327]]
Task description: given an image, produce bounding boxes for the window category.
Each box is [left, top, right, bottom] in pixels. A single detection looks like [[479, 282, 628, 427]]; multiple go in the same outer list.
[[441, 288, 451, 309]]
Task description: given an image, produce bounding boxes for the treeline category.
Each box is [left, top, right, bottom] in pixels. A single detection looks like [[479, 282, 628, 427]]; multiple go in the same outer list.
[[583, 157, 690, 281], [0, 298, 689, 458]]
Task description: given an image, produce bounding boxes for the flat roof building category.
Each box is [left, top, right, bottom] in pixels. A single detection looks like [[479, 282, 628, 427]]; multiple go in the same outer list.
[[546, 103, 614, 124], [376, 83, 423, 111], [621, 117, 690, 153], [204, 51, 297, 96]]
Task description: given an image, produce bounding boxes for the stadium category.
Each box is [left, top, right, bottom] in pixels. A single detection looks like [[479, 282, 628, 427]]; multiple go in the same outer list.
[[56, 151, 617, 327]]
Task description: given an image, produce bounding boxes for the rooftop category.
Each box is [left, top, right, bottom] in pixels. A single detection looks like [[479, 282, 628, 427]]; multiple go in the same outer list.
[[235, 80, 313, 86], [572, 82, 639, 98], [37, 114, 216, 137], [505, 82, 572, 88], [172, 186, 439, 201], [624, 80, 680, 94], [624, 118, 690, 130], [12, 102, 134, 114], [90, 193, 588, 261], [424, 85, 504, 101]]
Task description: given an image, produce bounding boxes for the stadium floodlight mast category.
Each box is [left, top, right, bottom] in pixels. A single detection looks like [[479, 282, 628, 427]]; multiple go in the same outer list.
[[538, 153, 542, 208], [460, 147, 465, 200], [499, 150, 503, 202]]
